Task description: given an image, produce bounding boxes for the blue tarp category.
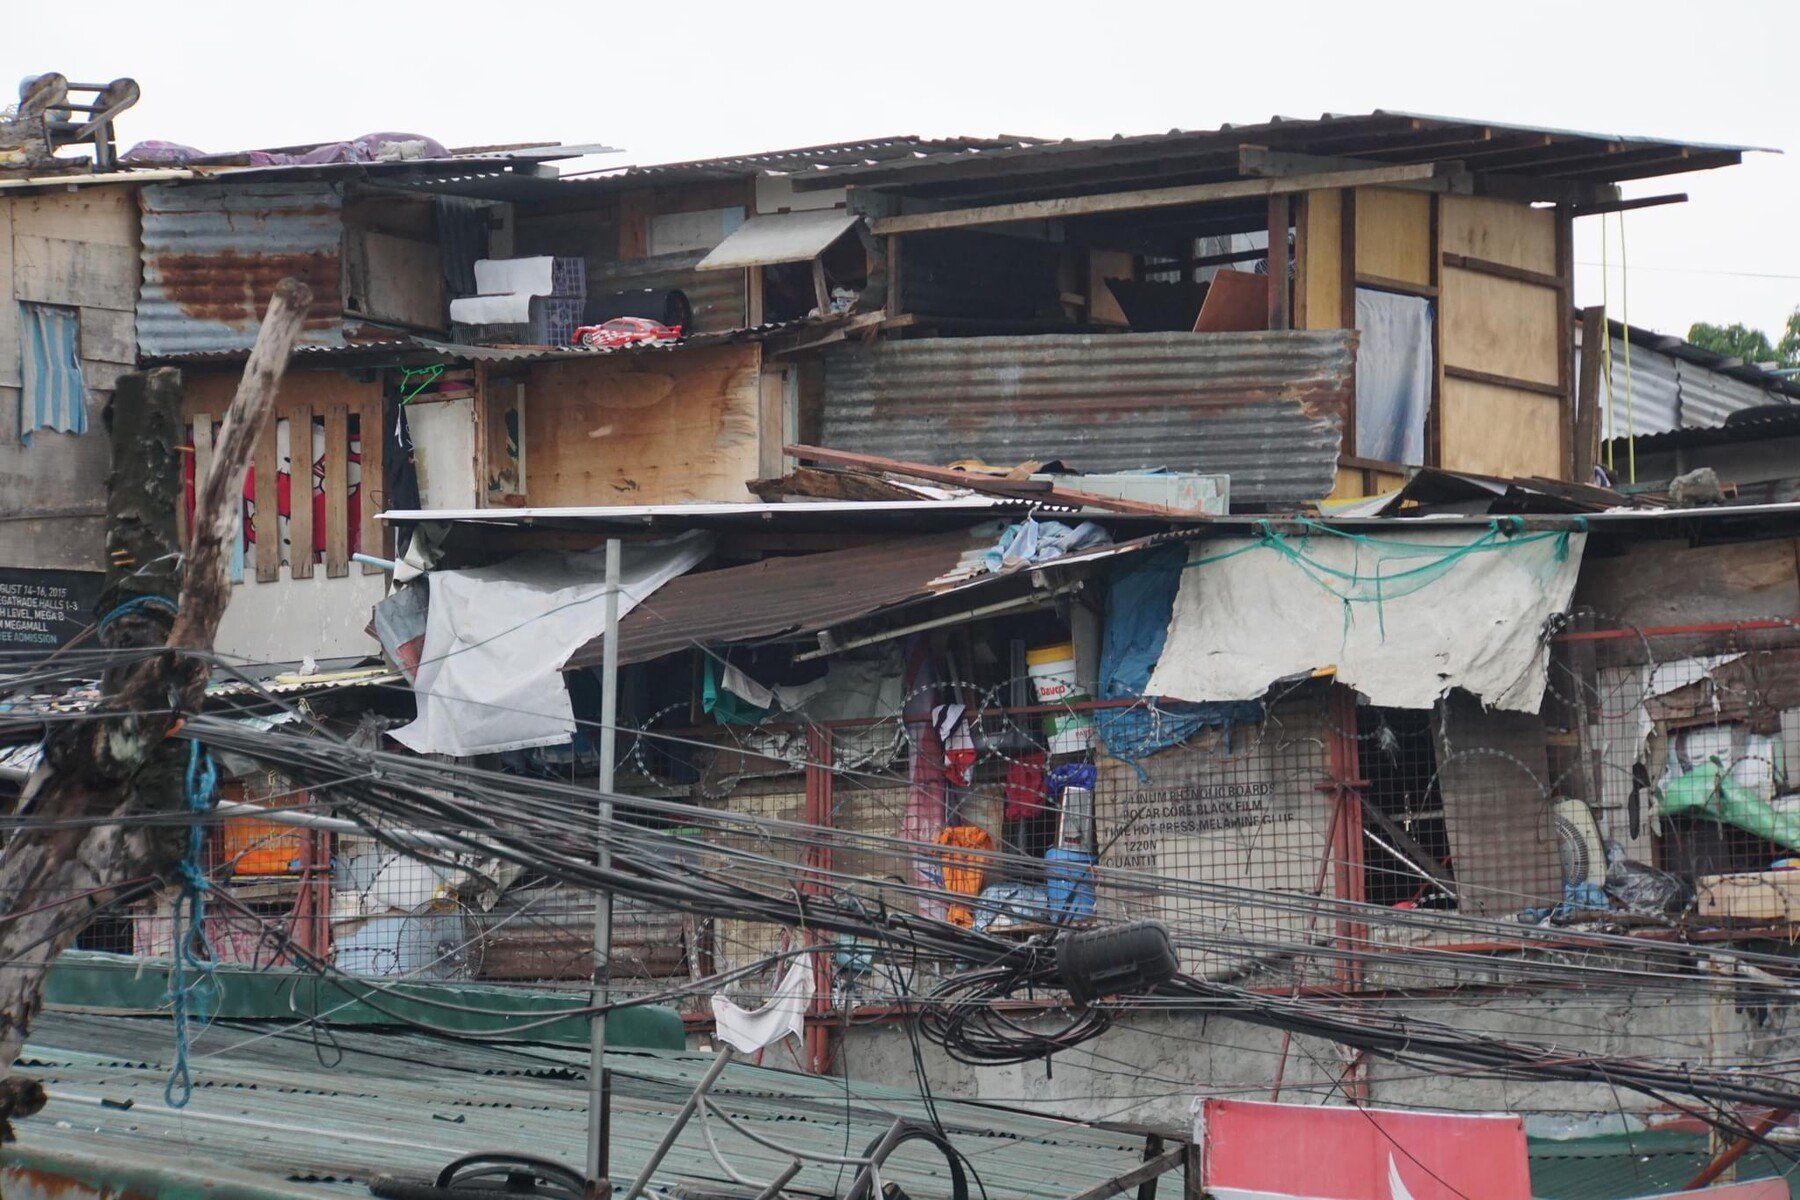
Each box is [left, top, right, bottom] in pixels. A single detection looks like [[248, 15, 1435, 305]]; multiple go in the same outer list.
[[1095, 544, 1260, 773]]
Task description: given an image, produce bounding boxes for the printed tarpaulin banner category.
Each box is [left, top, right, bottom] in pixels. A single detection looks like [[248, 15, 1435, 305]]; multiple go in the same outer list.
[[1146, 524, 1586, 712], [1194, 1098, 1531, 1200]]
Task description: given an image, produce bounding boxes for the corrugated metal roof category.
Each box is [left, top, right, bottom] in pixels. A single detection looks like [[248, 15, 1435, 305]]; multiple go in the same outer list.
[[565, 530, 1176, 670], [567, 531, 984, 668], [1578, 320, 1800, 439], [15, 1012, 1145, 1200], [791, 111, 1764, 200], [138, 182, 346, 356], [377, 496, 1073, 533], [556, 135, 1044, 192], [819, 331, 1355, 506], [696, 209, 861, 271]]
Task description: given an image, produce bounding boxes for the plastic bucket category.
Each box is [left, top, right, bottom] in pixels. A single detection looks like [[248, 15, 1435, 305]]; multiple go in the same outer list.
[[1026, 643, 1094, 754]]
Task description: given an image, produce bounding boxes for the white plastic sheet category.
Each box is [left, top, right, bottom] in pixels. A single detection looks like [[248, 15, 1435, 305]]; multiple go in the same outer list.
[[1146, 527, 1586, 712], [1353, 288, 1433, 465], [393, 532, 712, 756]]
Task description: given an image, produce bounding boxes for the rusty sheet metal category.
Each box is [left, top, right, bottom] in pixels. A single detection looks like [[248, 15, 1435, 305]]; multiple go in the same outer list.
[[138, 182, 345, 356], [819, 331, 1355, 506], [565, 530, 986, 669]]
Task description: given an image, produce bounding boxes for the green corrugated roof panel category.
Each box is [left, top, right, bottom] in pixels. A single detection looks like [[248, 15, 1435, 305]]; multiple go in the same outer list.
[[43, 951, 684, 1051], [7, 1012, 1145, 1200], [1530, 1131, 1798, 1200]]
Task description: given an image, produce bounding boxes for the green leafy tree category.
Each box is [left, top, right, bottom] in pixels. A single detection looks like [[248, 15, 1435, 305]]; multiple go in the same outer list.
[[1687, 320, 1777, 363], [1776, 308, 1800, 370]]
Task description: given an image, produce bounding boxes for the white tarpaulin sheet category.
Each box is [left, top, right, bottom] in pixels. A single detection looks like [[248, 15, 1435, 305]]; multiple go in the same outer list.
[[393, 532, 712, 756], [1146, 526, 1586, 712]]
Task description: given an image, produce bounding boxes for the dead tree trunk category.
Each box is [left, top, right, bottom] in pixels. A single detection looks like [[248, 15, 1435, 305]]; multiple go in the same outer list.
[[0, 279, 312, 1136]]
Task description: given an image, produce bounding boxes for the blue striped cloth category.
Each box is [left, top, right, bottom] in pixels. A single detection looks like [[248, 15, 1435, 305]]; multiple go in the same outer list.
[[20, 303, 89, 444]]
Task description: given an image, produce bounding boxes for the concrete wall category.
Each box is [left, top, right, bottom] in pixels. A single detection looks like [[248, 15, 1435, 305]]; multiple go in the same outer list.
[[835, 985, 1800, 1132], [0, 185, 140, 572]]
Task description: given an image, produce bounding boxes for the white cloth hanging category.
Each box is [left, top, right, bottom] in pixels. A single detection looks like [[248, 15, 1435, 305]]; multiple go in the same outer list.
[[710, 960, 816, 1053]]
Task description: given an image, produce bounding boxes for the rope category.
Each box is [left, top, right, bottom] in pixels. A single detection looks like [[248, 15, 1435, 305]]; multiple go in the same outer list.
[[1181, 517, 1583, 637], [95, 595, 178, 637], [165, 739, 221, 1108]]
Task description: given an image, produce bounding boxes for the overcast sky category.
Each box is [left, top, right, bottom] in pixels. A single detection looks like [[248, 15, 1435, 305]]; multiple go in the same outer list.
[[14, 0, 1796, 345]]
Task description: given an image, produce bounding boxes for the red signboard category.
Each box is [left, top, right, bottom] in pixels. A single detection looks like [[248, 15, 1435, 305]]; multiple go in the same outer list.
[[1195, 1099, 1532, 1200]]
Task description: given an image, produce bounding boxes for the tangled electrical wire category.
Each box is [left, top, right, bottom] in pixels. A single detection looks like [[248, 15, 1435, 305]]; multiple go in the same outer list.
[[916, 945, 1112, 1067]]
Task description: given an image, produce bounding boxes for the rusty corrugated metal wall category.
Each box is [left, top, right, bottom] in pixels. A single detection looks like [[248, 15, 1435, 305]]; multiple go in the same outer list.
[[819, 331, 1356, 505], [138, 182, 345, 356]]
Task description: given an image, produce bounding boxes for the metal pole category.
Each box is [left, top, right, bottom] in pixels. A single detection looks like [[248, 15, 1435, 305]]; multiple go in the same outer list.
[[622, 1045, 738, 1200], [586, 538, 622, 1192]]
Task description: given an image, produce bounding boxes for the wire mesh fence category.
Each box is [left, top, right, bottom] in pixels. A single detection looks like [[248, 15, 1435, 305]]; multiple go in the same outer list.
[[84, 612, 1800, 1024]]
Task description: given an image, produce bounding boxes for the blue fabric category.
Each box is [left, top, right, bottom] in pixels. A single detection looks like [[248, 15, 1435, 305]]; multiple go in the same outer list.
[[1095, 544, 1260, 774], [20, 303, 88, 445]]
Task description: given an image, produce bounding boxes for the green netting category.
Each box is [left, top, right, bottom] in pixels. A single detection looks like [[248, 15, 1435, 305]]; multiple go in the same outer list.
[[1183, 516, 1583, 636]]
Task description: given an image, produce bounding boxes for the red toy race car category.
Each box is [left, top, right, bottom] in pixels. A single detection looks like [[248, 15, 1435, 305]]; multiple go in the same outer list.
[[572, 317, 683, 350]]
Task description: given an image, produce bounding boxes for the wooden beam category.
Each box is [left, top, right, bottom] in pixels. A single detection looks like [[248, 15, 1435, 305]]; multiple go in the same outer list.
[[1570, 192, 1688, 219], [1473, 174, 1619, 207], [784, 443, 1196, 517], [1067, 1150, 1187, 1200], [252, 407, 279, 582], [1355, 272, 1438, 299], [868, 162, 1444, 237], [1266, 195, 1290, 331], [287, 403, 314, 578], [1555, 206, 1576, 480], [1441, 252, 1564, 291], [1574, 305, 1606, 484], [1445, 364, 1565, 398], [811, 256, 830, 316]]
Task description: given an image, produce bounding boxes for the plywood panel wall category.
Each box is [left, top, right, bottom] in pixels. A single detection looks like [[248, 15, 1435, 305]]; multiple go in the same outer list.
[[523, 343, 762, 506], [1296, 189, 1343, 330], [1440, 378, 1561, 478], [1353, 187, 1432, 285], [1440, 269, 1561, 387], [1439, 194, 1556, 273]]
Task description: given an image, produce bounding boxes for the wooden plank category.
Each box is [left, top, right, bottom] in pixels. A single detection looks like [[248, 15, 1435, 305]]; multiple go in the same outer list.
[[745, 264, 764, 327], [1441, 251, 1563, 291], [1574, 305, 1606, 484], [617, 189, 653, 260], [1440, 267, 1562, 387], [1439, 378, 1562, 479], [1439, 194, 1557, 274], [287, 406, 314, 579], [76, 306, 136, 366], [1570, 192, 1687, 219], [1087, 248, 1132, 327], [1192, 268, 1266, 333], [1265, 195, 1289, 331], [11, 235, 140, 310], [1068, 1150, 1187, 1200], [1444, 364, 1564, 398], [323, 403, 350, 578], [359, 392, 386, 571], [1572, 538, 1800, 629], [358, 231, 446, 330], [757, 365, 786, 482], [8, 185, 138, 246], [1426, 192, 1443, 467], [1354, 272, 1437, 299], [1554, 206, 1575, 481], [811, 255, 830, 315], [0, 199, 17, 388], [527, 343, 764, 505], [253, 412, 280, 582], [1296, 190, 1343, 330], [1353, 187, 1433, 285], [886, 233, 904, 318], [869, 162, 1442, 237], [785, 443, 1192, 517]]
